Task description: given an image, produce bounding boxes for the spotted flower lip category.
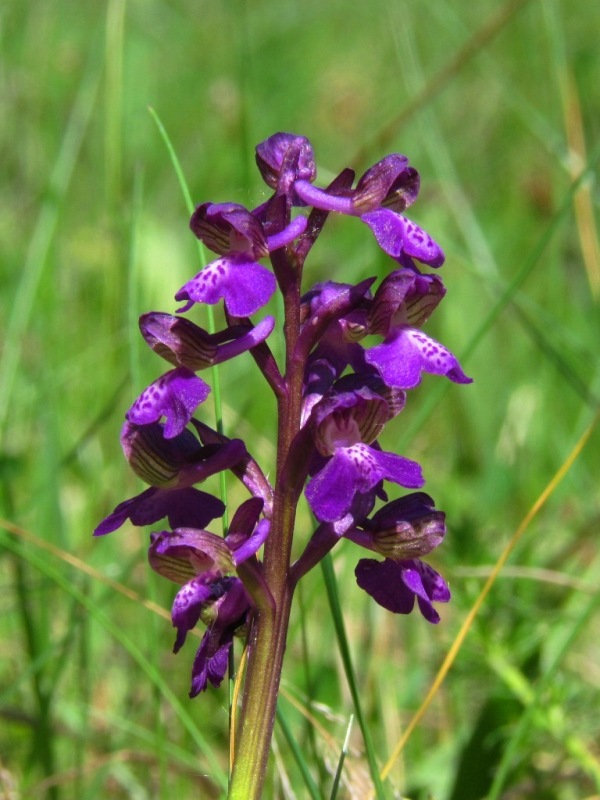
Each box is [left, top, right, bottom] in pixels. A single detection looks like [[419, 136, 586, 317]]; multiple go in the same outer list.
[[365, 326, 472, 389], [175, 257, 277, 318], [126, 367, 211, 439], [305, 443, 424, 522], [360, 209, 445, 268]]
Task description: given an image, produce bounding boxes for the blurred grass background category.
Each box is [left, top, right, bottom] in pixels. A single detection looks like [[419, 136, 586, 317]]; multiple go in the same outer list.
[[1, 0, 599, 797]]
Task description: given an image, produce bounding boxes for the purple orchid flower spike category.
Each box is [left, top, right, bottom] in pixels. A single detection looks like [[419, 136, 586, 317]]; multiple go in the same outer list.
[[95, 132, 473, 797]]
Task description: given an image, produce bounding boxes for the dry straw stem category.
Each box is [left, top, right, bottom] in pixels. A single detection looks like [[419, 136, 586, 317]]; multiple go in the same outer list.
[[561, 70, 600, 299]]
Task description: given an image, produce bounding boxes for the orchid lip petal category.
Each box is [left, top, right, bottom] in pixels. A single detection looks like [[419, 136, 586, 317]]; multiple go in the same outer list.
[[365, 327, 472, 389], [175, 257, 276, 317], [126, 368, 211, 439]]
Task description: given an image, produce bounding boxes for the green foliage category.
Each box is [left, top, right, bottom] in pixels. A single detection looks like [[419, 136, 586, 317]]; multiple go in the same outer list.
[[1, 0, 599, 796]]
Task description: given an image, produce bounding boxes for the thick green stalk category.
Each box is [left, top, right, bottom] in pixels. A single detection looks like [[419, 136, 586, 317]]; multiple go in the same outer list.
[[228, 253, 304, 798]]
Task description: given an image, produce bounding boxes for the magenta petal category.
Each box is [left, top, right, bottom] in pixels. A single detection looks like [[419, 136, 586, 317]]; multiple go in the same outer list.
[[175, 257, 276, 317], [361, 209, 445, 267], [127, 368, 211, 438], [366, 327, 472, 389]]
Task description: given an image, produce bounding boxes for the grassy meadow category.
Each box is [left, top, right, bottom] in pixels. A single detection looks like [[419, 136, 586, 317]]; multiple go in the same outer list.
[[1, 0, 599, 797]]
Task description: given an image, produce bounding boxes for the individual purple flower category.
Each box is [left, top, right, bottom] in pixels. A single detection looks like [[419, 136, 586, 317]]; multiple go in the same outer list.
[[186, 578, 250, 695], [176, 203, 307, 316], [305, 388, 423, 522], [139, 312, 275, 371], [365, 326, 472, 390], [355, 557, 450, 623], [149, 497, 268, 695], [126, 367, 211, 439], [292, 155, 444, 268]]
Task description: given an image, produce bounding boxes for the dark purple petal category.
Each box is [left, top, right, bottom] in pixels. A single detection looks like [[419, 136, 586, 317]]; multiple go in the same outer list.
[[93, 486, 225, 536], [364, 492, 446, 559], [175, 257, 276, 317], [139, 312, 218, 369], [127, 368, 211, 438], [355, 559, 416, 614], [368, 269, 446, 335], [365, 327, 472, 389], [361, 209, 445, 268], [190, 637, 231, 695], [355, 558, 449, 623], [171, 577, 215, 651]]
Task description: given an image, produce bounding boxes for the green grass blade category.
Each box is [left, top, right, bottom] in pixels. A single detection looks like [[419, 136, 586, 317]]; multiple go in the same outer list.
[[276, 704, 323, 800], [0, 52, 101, 439], [147, 106, 228, 525], [0, 529, 228, 792], [320, 554, 387, 800]]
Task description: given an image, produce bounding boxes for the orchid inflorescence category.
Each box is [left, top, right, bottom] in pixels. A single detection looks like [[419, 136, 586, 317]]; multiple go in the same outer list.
[[95, 132, 471, 703]]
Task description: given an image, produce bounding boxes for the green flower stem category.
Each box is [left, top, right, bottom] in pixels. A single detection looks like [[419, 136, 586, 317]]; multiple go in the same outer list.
[[228, 251, 304, 799]]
